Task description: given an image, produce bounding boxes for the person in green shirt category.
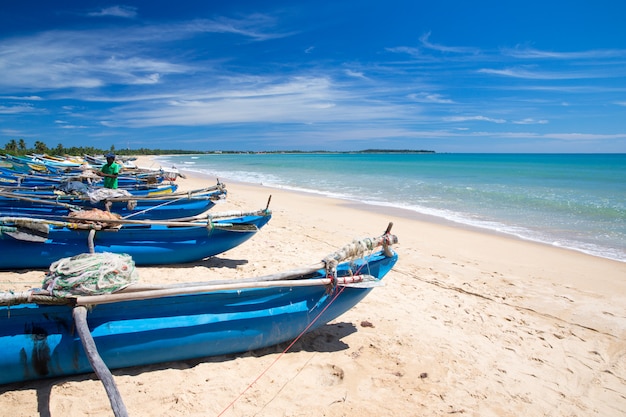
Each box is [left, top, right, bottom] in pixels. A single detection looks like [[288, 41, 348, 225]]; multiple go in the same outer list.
[[98, 153, 121, 189]]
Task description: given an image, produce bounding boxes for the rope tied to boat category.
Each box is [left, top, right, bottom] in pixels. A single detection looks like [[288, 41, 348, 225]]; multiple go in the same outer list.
[[42, 252, 139, 297], [322, 237, 376, 280], [320, 223, 396, 288]]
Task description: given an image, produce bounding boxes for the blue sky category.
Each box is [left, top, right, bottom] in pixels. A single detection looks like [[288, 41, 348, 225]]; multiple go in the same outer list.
[[1, 1, 625, 152]]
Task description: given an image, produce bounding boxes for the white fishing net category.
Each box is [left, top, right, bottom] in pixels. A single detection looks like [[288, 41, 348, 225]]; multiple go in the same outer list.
[[42, 252, 139, 297]]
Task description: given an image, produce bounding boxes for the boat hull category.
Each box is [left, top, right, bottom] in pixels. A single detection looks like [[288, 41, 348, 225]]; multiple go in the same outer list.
[[0, 195, 217, 220], [0, 214, 271, 269], [0, 251, 397, 385]]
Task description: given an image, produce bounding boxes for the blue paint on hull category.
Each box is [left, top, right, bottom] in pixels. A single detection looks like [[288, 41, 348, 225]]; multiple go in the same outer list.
[[0, 214, 271, 269], [0, 251, 397, 385]]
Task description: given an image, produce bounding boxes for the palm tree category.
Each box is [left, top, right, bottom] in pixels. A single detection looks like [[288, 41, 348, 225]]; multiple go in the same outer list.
[[18, 139, 27, 153], [4, 139, 17, 153], [34, 141, 48, 154], [54, 143, 65, 156]]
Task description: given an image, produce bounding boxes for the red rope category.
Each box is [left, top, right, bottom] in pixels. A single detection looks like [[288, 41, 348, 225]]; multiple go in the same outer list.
[[216, 283, 349, 416]]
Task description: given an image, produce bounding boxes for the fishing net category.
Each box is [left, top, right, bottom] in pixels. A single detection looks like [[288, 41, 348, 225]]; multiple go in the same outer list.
[[42, 252, 139, 297], [88, 188, 132, 203]]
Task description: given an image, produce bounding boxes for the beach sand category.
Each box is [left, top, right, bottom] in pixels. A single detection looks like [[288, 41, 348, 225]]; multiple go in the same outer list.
[[1, 155, 625, 416]]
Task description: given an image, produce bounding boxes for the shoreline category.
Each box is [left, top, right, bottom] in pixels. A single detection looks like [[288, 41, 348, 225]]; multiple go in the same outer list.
[[182, 163, 625, 265], [158, 156, 625, 264], [1, 155, 624, 416]]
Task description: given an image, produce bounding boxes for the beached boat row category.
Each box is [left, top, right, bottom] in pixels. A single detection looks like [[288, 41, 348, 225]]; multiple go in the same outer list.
[[0, 153, 259, 268], [0, 207, 272, 268], [0, 182, 227, 220], [0, 153, 184, 189], [0, 153, 398, 416], [0, 233, 398, 386]]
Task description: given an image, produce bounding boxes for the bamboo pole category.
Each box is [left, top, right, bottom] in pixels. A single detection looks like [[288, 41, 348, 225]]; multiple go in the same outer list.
[[122, 265, 325, 292], [121, 231, 396, 292], [1, 207, 269, 229], [75, 275, 375, 306], [0, 274, 379, 307], [0, 191, 82, 211], [0, 183, 224, 203], [0, 229, 397, 307]]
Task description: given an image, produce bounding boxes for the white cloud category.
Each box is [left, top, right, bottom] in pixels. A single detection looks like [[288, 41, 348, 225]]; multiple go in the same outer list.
[[0, 13, 289, 92], [443, 115, 506, 124], [345, 69, 366, 79], [503, 46, 626, 60], [419, 32, 479, 55], [0, 104, 39, 114], [479, 63, 626, 80], [512, 118, 548, 125], [542, 133, 626, 141], [0, 95, 43, 101], [87, 6, 138, 18], [386, 46, 422, 57], [409, 92, 454, 104], [192, 14, 293, 41], [0, 31, 190, 90], [100, 75, 417, 128], [478, 67, 597, 80]]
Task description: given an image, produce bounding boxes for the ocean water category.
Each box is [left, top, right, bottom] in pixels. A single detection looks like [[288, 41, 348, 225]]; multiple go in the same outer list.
[[156, 153, 626, 262]]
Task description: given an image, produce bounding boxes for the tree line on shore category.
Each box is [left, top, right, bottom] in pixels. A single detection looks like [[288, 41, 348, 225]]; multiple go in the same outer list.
[[0, 140, 199, 157], [2, 139, 435, 157]]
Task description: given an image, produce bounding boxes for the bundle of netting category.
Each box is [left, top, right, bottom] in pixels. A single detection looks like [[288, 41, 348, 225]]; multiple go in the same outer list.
[[42, 252, 139, 297]]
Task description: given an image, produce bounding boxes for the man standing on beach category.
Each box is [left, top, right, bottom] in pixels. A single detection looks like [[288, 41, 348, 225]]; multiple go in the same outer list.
[[98, 153, 121, 189]]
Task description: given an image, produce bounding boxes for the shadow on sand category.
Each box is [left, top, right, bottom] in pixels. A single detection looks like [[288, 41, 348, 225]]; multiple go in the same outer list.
[[0, 322, 358, 417]]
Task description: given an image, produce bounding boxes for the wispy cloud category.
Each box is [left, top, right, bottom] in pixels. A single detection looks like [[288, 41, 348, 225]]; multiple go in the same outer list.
[[419, 32, 479, 55], [0, 104, 40, 114], [385, 46, 421, 57], [478, 67, 624, 80], [100, 76, 415, 128], [443, 115, 507, 124], [0, 13, 287, 92], [0, 95, 43, 101], [512, 118, 548, 125], [542, 132, 626, 141], [87, 6, 138, 19], [55, 120, 87, 129], [344, 69, 367, 79], [503, 46, 626, 60], [409, 92, 454, 104], [386, 33, 481, 61], [0, 31, 189, 90], [191, 14, 293, 41]]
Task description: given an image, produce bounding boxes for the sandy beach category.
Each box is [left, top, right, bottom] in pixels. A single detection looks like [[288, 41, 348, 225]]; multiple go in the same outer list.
[[1, 155, 625, 417]]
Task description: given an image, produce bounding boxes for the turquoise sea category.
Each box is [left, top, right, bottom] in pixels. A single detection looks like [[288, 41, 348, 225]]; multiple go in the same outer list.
[[156, 153, 626, 262]]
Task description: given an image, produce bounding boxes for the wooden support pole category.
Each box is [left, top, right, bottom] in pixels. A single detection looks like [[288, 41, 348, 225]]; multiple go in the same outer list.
[[75, 275, 376, 306], [72, 306, 129, 417]]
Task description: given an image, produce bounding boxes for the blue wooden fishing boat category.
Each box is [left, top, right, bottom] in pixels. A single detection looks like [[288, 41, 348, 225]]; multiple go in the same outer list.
[[0, 208, 271, 269], [0, 155, 179, 188], [0, 232, 397, 386], [0, 183, 226, 220]]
